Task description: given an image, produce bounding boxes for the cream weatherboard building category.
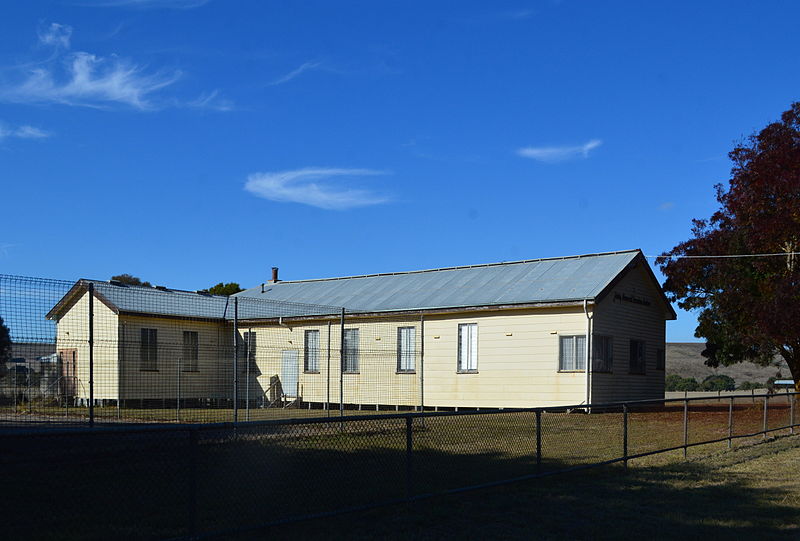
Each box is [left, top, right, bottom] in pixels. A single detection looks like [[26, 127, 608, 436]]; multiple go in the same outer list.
[[47, 249, 676, 409]]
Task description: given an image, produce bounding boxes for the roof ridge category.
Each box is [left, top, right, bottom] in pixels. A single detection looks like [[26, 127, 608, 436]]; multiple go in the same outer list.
[[250, 249, 642, 287], [83, 279, 227, 297]]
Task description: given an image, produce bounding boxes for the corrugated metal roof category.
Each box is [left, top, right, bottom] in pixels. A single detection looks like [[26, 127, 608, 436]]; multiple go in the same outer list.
[[48, 280, 341, 321], [236, 250, 643, 313]]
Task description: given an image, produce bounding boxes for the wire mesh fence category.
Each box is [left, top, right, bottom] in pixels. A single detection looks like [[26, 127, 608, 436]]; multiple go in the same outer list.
[[1, 392, 798, 540], [0, 274, 428, 425]]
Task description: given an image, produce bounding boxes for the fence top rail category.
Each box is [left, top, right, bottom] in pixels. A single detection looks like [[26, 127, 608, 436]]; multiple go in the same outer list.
[[1, 391, 797, 438]]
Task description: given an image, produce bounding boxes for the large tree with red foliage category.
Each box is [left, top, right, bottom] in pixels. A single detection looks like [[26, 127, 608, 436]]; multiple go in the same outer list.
[[659, 102, 800, 391]]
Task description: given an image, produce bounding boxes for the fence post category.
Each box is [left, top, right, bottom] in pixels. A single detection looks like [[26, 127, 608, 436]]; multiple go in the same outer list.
[[405, 415, 413, 500], [727, 396, 733, 449], [326, 320, 331, 418], [763, 394, 768, 440], [419, 313, 425, 414], [177, 357, 181, 423], [535, 409, 542, 472], [233, 297, 239, 425], [682, 398, 688, 459], [88, 282, 94, 427], [623, 404, 628, 471], [339, 308, 345, 423], [791, 392, 796, 435]]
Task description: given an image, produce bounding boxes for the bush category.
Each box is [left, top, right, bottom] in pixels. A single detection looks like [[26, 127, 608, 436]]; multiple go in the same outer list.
[[665, 374, 700, 392], [701, 374, 736, 391], [737, 381, 761, 390]]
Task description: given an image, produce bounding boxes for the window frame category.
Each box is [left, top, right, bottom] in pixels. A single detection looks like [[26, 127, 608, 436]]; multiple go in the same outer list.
[[457, 323, 478, 373], [592, 335, 613, 373], [629, 339, 646, 375], [140, 328, 158, 372], [343, 328, 359, 374], [558, 334, 587, 372], [182, 330, 199, 372], [304, 329, 320, 373], [396, 326, 416, 374]]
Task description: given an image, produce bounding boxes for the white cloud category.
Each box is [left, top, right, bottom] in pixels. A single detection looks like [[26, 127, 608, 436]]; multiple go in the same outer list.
[[267, 62, 321, 86], [659, 202, 675, 211], [0, 52, 181, 110], [244, 168, 390, 210], [517, 139, 602, 163], [187, 90, 234, 111], [0, 122, 51, 140], [38, 23, 73, 49]]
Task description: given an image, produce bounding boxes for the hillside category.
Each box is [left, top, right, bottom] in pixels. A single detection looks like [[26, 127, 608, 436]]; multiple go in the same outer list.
[[666, 342, 789, 385]]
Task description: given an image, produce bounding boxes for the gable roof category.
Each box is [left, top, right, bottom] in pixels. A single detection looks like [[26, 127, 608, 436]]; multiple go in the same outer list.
[[46, 281, 336, 321], [237, 249, 676, 318]]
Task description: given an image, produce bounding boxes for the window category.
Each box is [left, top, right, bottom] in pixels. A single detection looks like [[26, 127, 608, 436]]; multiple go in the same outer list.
[[140, 328, 157, 371], [457, 323, 478, 372], [182, 331, 198, 372], [629, 340, 646, 374], [343, 328, 359, 373], [397, 327, 416, 373], [559, 335, 586, 371], [593, 335, 613, 372], [656, 348, 665, 371], [242, 331, 256, 372], [304, 330, 320, 372]]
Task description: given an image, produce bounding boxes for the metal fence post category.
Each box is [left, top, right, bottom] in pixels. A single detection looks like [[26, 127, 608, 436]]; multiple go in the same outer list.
[[405, 415, 414, 500], [88, 282, 94, 427], [177, 357, 181, 423], [623, 404, 629, 471], [326, 320, 331, 418], [791, 392, 796, 435], [339, 308, 345, 422], [763, 394, 768, 440], [682, 398, 688, 459], [535, 409, 542, 472], [233, 297, 239, 425], [727, 396, 733, 449], [419, 313, 425, 414], [246, 328, 251, 422]]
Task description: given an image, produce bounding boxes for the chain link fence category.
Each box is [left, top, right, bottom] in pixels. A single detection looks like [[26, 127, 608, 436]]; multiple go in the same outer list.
[[1, 392, 797, 539]]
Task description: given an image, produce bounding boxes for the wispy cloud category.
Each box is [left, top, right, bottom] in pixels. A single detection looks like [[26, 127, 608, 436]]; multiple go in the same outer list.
[[267, 62, 321, 86], [659, 202, 675, 211], [187, 90, 234, 111], [75, 0, 211, 8], [38, 23, 73, 49], [0, 25, 229, 111], [0, 122, 51, 140], [517, 139, 602, 163], [244, 168, 390, 210]]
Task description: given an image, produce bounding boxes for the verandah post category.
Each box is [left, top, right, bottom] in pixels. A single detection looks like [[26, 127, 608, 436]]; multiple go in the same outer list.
[[233, 297, 239, 424]]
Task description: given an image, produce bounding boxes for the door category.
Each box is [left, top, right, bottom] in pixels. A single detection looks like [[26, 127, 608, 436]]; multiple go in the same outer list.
[[281, 350, 299, 398], [58, 349, 77, 397]]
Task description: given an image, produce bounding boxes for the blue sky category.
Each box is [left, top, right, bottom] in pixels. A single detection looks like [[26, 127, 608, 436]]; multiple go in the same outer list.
[[2, 0, 799, 342]]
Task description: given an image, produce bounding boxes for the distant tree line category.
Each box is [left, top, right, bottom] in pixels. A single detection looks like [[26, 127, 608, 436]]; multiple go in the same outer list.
[[110, 274, 243, 295], [666, 373, 787, 392]]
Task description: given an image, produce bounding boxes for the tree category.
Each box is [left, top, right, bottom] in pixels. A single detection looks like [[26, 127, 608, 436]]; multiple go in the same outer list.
[[659, 102, 800, 392], [700, 374, 736, 392], [111, 274, 152, 287], [0, 316, 11, 379], [665, 374, 700, 392], [202, 282, 243, 296]]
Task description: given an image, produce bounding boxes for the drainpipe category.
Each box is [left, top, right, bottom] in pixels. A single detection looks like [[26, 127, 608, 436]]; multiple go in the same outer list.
[[583, 299, 593, 409]]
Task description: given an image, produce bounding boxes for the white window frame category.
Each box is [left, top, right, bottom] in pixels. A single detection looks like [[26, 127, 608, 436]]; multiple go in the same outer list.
[[343, 328, 359, 373], [559, 335, 587, 371], [397, 327, 416, 373], [457, 323, 478, 373], [304, 329, 320, 373]]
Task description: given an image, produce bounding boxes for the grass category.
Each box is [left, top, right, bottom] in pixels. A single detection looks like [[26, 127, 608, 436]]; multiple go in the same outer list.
[[2, 400, 797, 540]]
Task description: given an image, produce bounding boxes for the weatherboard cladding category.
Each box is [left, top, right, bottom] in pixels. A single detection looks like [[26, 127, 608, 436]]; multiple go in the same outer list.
[[235, 250, 641, 313]]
